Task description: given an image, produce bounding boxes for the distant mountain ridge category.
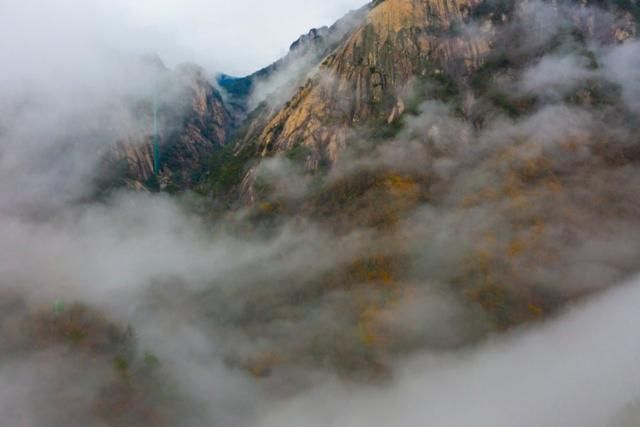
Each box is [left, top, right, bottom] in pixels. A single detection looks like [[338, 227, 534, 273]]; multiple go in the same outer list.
[[101, 0, 638, 201]]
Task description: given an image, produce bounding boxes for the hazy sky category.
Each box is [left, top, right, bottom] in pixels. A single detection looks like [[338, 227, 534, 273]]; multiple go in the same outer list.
[[0, 0, 367, 76]]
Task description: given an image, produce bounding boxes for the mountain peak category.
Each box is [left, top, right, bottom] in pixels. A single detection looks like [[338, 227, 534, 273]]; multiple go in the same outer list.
[[289, 26, 331, 51], [233, 0, 488, 178]]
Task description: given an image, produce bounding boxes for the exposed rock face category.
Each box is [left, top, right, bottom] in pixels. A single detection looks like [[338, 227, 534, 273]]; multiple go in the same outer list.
[[101, 0, 637, 199], [233, 0, 490, 200], [208, 1, 640, 348], [289, 27, 331, 54], [231, 0, 637, 202], [245, 0, 488, 161], [218, 5, 369, 121], [110, 64, 231, 191]]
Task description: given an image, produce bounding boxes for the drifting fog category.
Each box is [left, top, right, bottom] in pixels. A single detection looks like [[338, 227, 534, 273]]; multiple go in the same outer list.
[[0, 0, 367, 76], [1, 0, 640, 426], [258, 276, 640, 427]]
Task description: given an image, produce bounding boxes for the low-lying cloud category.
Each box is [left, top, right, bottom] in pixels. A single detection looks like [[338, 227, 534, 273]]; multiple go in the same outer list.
[[257, 275, 640, 427], [1, 0, 640, 426]]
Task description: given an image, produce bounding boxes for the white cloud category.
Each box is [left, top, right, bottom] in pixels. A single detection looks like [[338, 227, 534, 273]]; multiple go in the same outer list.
[[0, 0, 367, 213], [0, 0, 367, 76], [258, 276, 640, 427]]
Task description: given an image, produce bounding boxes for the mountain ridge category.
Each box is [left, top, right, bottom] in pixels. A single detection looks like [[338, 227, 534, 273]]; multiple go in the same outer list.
[[218, 0, 637, 203]]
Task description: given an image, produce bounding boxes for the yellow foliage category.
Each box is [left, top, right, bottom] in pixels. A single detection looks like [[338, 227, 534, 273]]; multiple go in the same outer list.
[[507, 239, 525, 258], [358, 308, 380, 346], [369, 173, 421, 227], [348, 254, 396, 286], [259, 202, 275, 214], [248, 352, 280, 378], [465, 282, 507, 312], [528, 303, 544, 316], [383, 174, 419, 197], [520, 155, 552, 181], [543, 176, 563, 193]]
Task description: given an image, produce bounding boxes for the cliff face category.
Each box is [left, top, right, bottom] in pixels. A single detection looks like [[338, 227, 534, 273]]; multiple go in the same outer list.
[[227, 0, 491, 202], [228, 0, 636, 203], [218, 5, 369, 125], [242, 0, 488, 166], [108, 64, 231, 192], [99, 0, 637, 199]]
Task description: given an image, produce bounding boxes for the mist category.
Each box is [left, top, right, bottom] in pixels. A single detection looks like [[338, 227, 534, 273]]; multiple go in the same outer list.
[[257, 275, 640, 427], [0, 0, 368, 76], [1, 0, 640, 426]]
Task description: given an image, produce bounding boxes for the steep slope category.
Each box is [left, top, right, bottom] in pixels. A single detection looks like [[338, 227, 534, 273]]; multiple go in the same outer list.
[[218, 5, 369, 121], [221, 0, 637, 204], [5, 2, 640, 420], [193, 0, 640, 343], [99, 63, 232, 193], [239, 0, 488, 168]]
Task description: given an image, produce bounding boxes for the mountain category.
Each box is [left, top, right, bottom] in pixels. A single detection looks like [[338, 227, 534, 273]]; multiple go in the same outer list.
[[94, 6, 369, 196], [102, 0, 636, 197], [97, 61, 232, 194], [218, 5, 370, 120], [89, 0, 640, 342], [191, 0, 640, 334], [227, 0, 636, 202], [6, 1, 640, 424]]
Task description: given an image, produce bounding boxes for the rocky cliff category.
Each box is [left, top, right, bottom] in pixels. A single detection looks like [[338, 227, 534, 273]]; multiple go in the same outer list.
[[218, 5, 369, 119], [226, 0, 636, 202], [189, 0, 640, 339], [239, 0, 488, 168], [101, 62, 231, 193]]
